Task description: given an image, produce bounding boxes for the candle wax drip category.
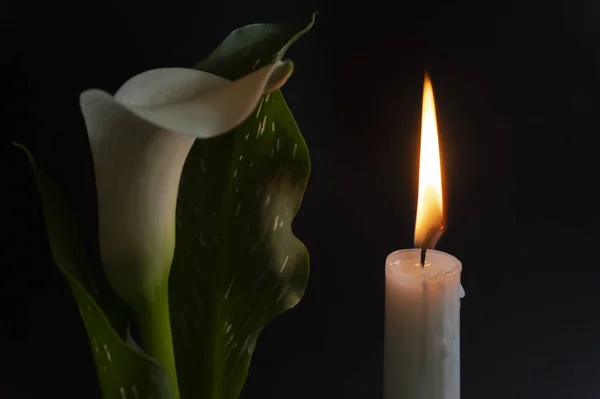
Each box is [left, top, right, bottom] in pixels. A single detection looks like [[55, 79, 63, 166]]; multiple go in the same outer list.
[[417, 268, 429, 398]]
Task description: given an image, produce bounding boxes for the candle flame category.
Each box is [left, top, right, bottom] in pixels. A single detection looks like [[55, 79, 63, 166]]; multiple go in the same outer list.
[[414, 73, 444, 248]]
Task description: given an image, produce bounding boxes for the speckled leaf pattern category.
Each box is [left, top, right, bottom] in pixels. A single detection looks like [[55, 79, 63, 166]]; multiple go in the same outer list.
[[169, 15, 315, 399], [17, 145, 173, 399]]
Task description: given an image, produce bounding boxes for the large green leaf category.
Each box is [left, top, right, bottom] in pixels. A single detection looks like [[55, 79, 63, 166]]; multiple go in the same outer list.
[[170, 14, 315, 399], [16, 145, 173, 399]]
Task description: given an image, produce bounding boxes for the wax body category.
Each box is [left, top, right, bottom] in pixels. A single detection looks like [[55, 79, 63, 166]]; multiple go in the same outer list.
[[384, 249, 463, 399]]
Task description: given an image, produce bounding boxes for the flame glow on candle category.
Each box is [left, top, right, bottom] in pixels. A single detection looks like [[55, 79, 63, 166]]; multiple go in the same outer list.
[[414, 73, 444, 249]]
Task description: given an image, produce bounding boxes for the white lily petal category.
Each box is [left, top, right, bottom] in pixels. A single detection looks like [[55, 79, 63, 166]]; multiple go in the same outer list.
[[80, 61, 293, 302]]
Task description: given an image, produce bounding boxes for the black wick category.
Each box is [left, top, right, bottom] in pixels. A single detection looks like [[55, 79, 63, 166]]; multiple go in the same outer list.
[[419, 225, 445, 268]]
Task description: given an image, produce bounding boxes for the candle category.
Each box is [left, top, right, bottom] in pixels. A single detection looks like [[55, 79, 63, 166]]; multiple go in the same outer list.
[[383, 74, 465, 399]]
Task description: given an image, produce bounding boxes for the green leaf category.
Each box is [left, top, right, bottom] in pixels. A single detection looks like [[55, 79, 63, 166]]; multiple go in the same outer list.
[[170, 14, 315, 399], [16, 144, 173, 399]]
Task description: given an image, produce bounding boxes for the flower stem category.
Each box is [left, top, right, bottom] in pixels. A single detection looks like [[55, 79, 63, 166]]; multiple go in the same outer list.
[[135, 284, 180, 399]]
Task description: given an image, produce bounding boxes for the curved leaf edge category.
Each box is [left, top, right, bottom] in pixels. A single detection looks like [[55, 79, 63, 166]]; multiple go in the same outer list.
[[194, 12, 317, 79], [268, 92, 310, 319]]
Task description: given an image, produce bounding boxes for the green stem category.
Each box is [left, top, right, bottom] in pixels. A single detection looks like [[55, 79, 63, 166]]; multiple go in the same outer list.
[[135, 284, 180, 399]]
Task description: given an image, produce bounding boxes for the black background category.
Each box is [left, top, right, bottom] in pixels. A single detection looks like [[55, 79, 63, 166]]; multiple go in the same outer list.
[[3, 0, 600, 398]]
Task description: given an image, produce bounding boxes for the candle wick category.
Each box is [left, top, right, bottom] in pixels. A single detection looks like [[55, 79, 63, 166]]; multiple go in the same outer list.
[[419, 225, 445, 268]]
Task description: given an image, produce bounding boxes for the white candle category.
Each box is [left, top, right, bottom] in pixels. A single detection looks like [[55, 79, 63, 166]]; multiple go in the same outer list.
[[383, 74, 465, 399], [384, 249, 463, 399]]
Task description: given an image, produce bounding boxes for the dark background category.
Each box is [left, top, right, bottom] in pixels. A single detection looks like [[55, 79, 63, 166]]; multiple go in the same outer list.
[[3, 0, 600, 398]]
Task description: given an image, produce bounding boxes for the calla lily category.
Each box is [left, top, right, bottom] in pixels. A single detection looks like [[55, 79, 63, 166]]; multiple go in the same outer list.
[[80, 61, 293, 396], [80, 60, 293, 305]]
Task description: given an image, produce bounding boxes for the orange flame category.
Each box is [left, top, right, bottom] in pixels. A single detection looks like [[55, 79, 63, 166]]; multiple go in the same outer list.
[[414, 73, 444, 248]]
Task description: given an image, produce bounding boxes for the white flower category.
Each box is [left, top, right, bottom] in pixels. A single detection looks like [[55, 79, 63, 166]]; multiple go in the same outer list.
[[80, 61, 293, 304]]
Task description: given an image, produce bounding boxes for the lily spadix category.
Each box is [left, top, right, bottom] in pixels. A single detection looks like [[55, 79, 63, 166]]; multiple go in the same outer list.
[[79, 60, 294, 397]]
